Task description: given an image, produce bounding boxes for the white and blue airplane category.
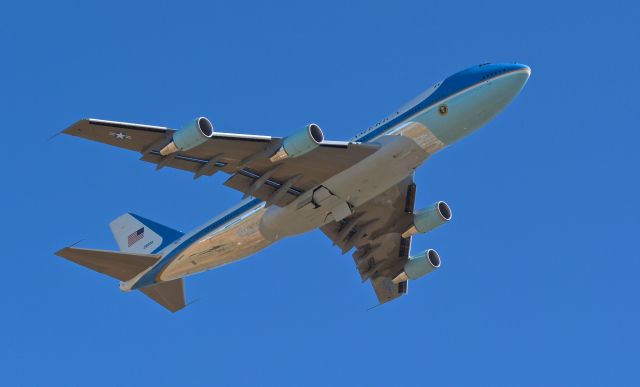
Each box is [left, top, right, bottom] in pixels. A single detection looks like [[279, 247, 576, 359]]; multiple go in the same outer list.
[[57, 63, 530, 312]]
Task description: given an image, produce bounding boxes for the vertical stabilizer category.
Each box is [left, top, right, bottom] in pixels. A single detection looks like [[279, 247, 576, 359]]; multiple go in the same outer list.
[[109, 213, 184, 254]]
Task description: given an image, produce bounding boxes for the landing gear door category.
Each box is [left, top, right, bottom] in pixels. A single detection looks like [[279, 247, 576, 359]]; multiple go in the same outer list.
[[297, 185, 352, 223], [312, 186, 333, 205]]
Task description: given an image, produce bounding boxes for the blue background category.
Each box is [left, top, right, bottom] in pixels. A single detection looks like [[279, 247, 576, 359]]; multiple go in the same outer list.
[[1, 1, 638, 385]]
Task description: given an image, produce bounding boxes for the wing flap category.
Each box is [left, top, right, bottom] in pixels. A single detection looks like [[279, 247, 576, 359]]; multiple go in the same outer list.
[[223, 171, 299, 207], [141, 151, 207, 173]]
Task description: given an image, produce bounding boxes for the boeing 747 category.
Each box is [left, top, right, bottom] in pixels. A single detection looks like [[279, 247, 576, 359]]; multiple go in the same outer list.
[[56, 63, 530, 311]]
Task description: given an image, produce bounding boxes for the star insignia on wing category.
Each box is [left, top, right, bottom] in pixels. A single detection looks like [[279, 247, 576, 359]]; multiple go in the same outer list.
[[109, 131, 132, 140]]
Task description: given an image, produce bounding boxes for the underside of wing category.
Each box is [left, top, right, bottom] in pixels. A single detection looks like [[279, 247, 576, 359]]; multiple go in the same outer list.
[[63, 119, 173, 153], [320, 176, 417, 304], [63, 119, 379, 207]]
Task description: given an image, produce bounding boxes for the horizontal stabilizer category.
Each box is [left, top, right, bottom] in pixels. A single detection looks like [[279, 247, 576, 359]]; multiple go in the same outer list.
[[56, 247, 187, 312], [139, 279, 186, 312], [55, 247, 160, 281]]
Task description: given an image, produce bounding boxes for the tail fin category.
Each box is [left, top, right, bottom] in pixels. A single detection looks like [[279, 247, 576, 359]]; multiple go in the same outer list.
[[109, 213, 183, 254], [55, 246, 187, 312]]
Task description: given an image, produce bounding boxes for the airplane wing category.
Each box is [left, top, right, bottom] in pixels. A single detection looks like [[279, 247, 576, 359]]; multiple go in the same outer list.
[[320, 175, 416, 304], [63, 119, 379, 207]]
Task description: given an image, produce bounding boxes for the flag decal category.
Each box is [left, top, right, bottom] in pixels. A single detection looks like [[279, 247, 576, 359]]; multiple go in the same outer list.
[[128, 227, 144, 247]]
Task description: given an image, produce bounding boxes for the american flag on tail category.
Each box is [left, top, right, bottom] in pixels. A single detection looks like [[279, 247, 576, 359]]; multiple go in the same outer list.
[[128, 227, 144, 247]]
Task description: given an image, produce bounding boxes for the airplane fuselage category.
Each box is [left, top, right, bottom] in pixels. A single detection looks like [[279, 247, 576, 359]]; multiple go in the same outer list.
[[123, 63, 530, 291]]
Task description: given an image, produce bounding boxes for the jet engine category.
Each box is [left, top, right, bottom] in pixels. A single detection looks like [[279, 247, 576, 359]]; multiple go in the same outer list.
[[160, 117, 214, 155], [269, 124, 324, 162], [392, 249, 441, 283], [401, 201, 452, 238]]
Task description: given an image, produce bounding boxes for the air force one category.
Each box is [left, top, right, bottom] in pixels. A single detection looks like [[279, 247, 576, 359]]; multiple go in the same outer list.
[[56, 63, 530, 312]]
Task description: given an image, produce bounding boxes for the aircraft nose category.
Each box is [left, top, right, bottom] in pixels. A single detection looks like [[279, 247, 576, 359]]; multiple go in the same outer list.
[[486, 63, 531, 105], [504, 63, 531, 91]]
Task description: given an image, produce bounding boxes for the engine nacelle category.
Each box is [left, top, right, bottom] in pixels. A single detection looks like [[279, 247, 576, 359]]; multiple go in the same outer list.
[[269, 124, 324, 162], [401, 201, 452, 238], [160, 117, 214, 155], [392, 249, 441, 283]]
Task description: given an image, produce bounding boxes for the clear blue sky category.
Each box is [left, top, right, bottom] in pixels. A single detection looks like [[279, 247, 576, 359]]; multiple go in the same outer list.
[[1, 1, 638, 386]]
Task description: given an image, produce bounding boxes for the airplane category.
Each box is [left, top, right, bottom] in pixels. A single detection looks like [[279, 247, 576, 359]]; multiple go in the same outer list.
[[56, 62, 530, 312]]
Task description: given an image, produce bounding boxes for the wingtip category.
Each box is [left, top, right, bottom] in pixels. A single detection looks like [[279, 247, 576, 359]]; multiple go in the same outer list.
[[54, 239, 84, 257], [60, 118, 91, 136], [47, 131, 64, 141]]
